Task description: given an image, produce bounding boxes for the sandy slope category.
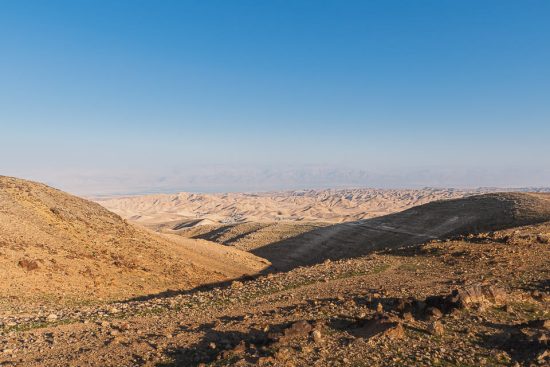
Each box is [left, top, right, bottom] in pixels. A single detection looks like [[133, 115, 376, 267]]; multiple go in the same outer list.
[[95, 188, 485, 225], [0, 176, 268, 307]]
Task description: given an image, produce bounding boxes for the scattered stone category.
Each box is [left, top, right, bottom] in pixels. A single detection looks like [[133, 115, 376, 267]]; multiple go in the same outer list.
[[458, 284, 506, 307], [351, 315, 404, 340]]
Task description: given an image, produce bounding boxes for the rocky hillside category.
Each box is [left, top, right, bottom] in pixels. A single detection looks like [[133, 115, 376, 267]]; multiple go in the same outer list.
[[0, 176, 269, 307], [1, 220, 548, 366]]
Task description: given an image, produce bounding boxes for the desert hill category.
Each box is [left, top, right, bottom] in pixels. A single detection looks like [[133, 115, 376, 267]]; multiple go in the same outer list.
[[95, 188, 484, 225], [250, 193, 550, 271], [0, 176, 269, 307]]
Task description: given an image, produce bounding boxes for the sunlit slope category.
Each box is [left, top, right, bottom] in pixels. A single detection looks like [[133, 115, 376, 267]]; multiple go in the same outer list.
[[0, 176, 268, 305]]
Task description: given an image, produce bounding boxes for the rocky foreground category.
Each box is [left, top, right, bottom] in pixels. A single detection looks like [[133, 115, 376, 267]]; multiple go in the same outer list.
[[1, 223, 548, 366]]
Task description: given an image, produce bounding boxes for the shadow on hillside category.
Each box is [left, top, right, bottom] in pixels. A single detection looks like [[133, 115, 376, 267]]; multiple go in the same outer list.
[[478, 320, 549, 365], [154, 321, 281, 367], [152, 293, 440, 366], [248, 193, 550, 271], [124, 273, 268, 303], [127, 194, 550, 303], [153, 296, 358, 366]]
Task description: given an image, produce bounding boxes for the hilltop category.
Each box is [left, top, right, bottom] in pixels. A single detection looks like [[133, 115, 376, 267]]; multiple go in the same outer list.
[[0, 176, 268, 307]]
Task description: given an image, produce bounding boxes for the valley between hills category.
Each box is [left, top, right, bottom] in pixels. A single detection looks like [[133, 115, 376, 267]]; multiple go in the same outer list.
[[0, 176, 549, 366]]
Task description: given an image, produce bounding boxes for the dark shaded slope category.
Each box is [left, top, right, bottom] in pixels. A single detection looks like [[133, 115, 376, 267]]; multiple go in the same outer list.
[[253, 193, 550, 271]]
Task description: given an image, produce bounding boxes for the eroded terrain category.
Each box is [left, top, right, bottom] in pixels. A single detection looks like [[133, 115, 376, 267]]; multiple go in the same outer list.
[[1, 177, 549, 366], [1, 224, 549, 366]]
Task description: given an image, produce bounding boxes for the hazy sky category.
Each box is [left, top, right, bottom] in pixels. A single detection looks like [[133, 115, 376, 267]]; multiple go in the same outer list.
[[1, 1, 549, 195]]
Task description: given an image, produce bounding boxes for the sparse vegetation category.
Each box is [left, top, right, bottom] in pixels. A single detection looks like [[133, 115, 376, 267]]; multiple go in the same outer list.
[[1, 179, 549, 366]]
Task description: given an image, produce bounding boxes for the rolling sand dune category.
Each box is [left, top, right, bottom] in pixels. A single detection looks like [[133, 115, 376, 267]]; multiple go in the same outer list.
[[96, 188, 489, 226]]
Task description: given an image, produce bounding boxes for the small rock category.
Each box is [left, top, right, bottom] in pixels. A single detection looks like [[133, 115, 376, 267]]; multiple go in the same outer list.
[[425, 307, 443, 321], [429, 320, 444, 335], [231, 281, 243, 289], [18, 259, 39, 271], [312, 330, 323, 343], [537, 350, 549, 362], [459, 284, 506, 307], [232, 340, 246, 355], [283, 320, 312, 339], [47, 314, 58, 322], [352, 316, 404, 340]]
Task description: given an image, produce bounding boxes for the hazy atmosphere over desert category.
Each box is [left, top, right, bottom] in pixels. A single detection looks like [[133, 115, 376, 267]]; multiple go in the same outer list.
[[1, 1, 549, 367]]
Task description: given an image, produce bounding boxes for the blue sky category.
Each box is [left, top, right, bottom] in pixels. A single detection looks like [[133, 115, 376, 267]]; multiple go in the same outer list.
[[1, 1, 549, 195]]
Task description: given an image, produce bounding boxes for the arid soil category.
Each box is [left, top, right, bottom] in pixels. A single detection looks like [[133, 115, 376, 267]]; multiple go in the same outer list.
[[0, 222, 548, 366], [1, 178, 549, 366]]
